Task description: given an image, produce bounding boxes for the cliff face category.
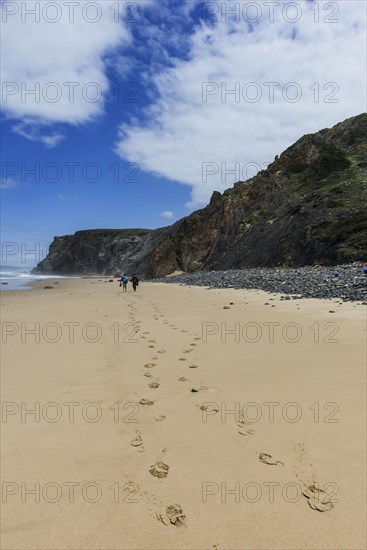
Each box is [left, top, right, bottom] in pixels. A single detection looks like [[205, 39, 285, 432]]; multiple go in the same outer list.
[[34, 114, 367, 277], [34, 229, 167, 276]]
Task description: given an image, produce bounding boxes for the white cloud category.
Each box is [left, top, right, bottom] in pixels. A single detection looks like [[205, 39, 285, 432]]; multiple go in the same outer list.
[[116, 0, 367, 207], [57, 194, 66, 201], [160, 210, 174, 219], [0, 0, 140, 133], [12, 122, 65, 148]]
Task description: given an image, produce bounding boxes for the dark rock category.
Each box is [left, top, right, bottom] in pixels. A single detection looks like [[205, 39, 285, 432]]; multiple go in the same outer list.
[[44, 286, 53, 289], [152, 264, 366, 302]]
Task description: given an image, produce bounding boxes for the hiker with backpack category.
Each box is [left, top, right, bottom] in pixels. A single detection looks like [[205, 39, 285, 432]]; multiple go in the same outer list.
[[119, 273, 128, 292]]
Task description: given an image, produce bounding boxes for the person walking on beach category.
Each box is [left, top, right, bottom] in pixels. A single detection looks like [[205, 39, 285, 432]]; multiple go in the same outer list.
[[131, 275, 139, 292], [120, 273, 128, 292]]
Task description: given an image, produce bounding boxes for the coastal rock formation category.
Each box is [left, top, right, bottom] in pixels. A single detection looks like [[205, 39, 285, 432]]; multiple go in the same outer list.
[[34, 228, 162, 277], [33, 114, 367, 277]]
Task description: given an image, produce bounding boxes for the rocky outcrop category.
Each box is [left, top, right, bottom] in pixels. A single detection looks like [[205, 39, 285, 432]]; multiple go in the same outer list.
[[34, 114, 367, 277], [33, 228, 167, 277]]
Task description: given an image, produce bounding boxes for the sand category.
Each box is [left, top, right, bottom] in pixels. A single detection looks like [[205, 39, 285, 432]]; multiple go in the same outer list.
[[1, 278, 366, 549]]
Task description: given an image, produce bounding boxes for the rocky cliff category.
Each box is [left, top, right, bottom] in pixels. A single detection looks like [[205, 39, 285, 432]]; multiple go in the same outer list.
[[34, 113, 367, 277]]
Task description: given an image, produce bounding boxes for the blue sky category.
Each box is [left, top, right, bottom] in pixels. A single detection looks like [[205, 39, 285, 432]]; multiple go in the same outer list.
[[1, 0, 366, 267]]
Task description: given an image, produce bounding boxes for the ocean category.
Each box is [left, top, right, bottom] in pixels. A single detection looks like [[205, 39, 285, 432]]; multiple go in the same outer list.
[[0, 265, 76, 291]]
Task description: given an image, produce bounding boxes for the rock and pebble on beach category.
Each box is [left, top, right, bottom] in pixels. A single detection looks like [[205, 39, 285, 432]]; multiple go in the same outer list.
[[153, 264, 366, 302]]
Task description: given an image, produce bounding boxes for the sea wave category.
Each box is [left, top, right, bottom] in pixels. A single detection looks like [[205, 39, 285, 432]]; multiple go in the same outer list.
[[0, 269, 79, 290]]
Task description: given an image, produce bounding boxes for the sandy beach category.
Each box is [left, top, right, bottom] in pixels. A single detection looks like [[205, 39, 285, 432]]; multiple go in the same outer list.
[[1, 278, 366, 550]]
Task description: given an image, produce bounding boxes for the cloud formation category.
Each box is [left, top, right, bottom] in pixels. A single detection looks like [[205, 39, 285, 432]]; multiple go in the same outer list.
[[1, 0, 135, 137], [160, 210, 174, 219], [12, 123, 65, 148], [116, 0, 367, 207]]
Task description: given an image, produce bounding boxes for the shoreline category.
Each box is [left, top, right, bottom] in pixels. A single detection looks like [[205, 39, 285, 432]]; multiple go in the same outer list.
[[4, 263, 367, 302], [0, 274, 81, 292]]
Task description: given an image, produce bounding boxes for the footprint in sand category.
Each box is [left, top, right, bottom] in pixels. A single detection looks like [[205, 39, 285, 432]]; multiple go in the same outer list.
[[130, 431, 146, 452], [144, 363, 156, 369], [144, 372, 153, 378], [143, 331, 149, 335], [148, 340, 156, 343], [157, 349, 166, 354], [194, 337, 201, 341], [150, 448, 169, 479], [259, 452, 284, 466], [157, 504, 187, 528], [189, 364, 199, 369], [190, 343, 197, 347], [130, 430, 143, 447], [179, 357, 187, 361], [199, 403, 219, 413], [183, 349, 193, 354], [238, 420, 255, 436], [154, 414, 166, 422], [139, 398, 154, 407], [178, 377, 189, 382], [302, 485, 334, 512], [148, 380, 160, 389], [148, 345, 155, 348]]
